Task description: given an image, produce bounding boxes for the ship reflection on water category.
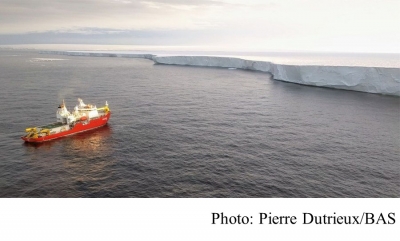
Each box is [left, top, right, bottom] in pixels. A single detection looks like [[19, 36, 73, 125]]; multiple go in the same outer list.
[[64, 124, 112, 155], [22, 125, 116, 197]]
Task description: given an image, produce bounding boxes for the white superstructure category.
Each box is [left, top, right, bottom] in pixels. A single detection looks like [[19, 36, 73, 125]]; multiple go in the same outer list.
[[56, 98, 108, 125]]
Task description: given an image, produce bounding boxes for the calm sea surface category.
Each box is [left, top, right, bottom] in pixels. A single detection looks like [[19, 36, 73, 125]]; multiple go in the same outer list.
[[0, 50, 399, 197]]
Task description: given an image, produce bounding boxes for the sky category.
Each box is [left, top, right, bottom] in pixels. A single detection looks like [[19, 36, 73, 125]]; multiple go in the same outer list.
[[0, 0, 399, 53]]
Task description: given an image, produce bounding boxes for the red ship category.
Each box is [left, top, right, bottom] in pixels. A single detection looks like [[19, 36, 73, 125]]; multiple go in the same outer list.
[[22, 98, 111, 143]]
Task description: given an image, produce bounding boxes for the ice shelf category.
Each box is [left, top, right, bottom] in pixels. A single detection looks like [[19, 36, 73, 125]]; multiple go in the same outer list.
[[40, 51, 400, 96]]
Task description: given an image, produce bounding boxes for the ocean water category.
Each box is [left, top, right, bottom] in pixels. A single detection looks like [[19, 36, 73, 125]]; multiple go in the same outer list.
[[0, 49, 399, 197]]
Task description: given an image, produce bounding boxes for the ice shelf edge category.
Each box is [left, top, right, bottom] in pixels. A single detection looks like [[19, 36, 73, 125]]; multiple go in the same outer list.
[[40, 51, 400, 96]]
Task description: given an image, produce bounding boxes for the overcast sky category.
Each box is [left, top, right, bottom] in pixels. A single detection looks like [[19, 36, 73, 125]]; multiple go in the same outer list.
[[0, 0, 399, 52]]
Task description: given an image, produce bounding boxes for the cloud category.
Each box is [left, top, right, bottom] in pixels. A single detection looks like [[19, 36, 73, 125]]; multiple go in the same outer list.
[[0, 0, 235, 34], [0, 0, 399, 52], [0, 28, 233, 46]]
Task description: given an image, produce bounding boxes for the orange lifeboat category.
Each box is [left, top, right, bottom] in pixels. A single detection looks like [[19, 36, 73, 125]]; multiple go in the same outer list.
[[80, 116, 88, 121]]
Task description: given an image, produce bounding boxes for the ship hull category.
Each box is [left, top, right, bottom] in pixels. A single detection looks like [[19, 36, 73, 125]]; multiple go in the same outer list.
[[21, 112, 111, 143]]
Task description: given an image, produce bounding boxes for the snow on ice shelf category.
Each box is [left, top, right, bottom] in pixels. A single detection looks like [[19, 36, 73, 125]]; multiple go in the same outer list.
[[40, 51, 400, 96]]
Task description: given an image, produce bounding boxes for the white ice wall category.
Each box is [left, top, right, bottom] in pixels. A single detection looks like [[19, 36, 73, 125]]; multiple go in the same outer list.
[[153, 56, 400, 96], [40, 51, 400, 96]]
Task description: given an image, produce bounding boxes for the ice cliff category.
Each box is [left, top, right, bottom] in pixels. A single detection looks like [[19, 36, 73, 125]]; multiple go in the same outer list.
[[153, 56, 400, 96], [40, 51, 400, 96]]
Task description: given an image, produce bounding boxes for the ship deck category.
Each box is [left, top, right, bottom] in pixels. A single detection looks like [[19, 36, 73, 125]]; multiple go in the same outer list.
[[39, 122, 65, 129]]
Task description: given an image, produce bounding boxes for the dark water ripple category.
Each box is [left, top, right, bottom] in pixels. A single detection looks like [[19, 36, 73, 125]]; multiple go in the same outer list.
[[0, 50, 399, 197]]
